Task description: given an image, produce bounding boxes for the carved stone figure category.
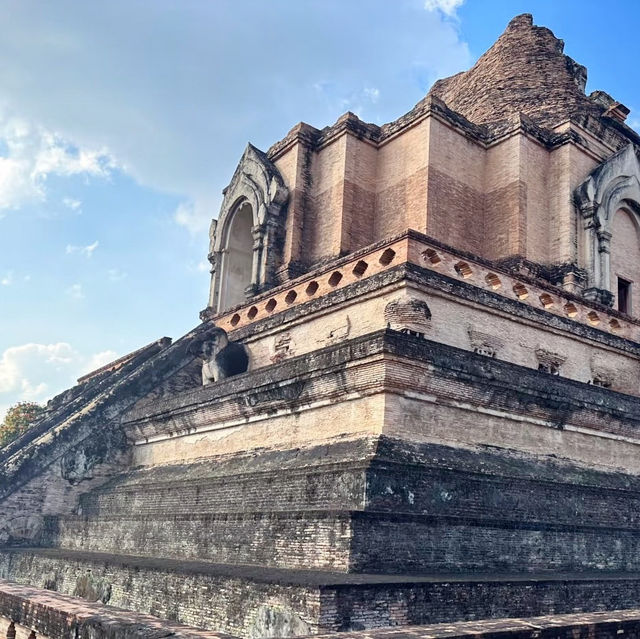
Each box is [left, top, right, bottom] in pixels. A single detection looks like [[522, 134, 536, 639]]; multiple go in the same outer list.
[[191, 327, 249, 385]]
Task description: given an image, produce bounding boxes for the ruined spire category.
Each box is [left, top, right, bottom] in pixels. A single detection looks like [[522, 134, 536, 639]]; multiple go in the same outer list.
[[429, 13, 606, 129]]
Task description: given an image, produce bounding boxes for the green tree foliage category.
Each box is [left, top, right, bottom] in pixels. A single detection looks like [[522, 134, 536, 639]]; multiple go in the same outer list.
[[0, 401, 45, 448]]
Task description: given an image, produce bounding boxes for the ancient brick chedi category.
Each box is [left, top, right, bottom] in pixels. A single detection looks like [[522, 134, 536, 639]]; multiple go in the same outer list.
[[4, 13, 640, 639]]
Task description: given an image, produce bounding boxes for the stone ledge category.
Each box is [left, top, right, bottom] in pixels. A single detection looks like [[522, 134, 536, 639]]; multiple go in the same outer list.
[[0, 578, 235, 639], [312, 608, 640, 639], [123, 330, 640, 442], [7, 549, 640, 589]]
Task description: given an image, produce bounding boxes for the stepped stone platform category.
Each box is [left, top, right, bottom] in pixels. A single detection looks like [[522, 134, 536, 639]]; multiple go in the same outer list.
[[6, 578, 640, 639], [6, 328, 640, 635], [6, 549, 640, 635]]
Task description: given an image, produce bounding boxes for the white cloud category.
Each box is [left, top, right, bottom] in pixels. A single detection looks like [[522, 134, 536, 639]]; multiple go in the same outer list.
[[363, 87, 380, 104], [107, 268, 127, 282], [1, 270, 12, 286], [0, 342, 119, 421], [66, 240, 98, 257], [65, 283, 84, 299], [174, 200, 210, 234], [0, 2, 470, 233], [424, 0, 465, 15], [187, 259, 211, 275], [62, 196, 82, 211], [0, 108, 115, 213], [0, 342, 75, 399], [80, 350, 118, 376]]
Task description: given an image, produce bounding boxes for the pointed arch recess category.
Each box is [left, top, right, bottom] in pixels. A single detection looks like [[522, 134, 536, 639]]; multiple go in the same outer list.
[[574, 144, 640, 306], [207, 144, 288, 313]]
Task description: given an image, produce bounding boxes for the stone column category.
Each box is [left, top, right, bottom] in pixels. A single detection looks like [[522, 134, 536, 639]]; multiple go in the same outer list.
[[246, 224, 264, 298], [208, 250, 224, 311], [579, 201, 600, 288], [260, 217, 281, 291], [579, 201, 613, 306], [597, 230, 612, 290]]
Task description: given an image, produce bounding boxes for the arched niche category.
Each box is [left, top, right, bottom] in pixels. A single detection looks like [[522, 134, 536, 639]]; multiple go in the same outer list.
[[610, 205, 640, 315], [218, 200, 254, 311], [207, 144, 288, 314], [574, 144, 640, 308]]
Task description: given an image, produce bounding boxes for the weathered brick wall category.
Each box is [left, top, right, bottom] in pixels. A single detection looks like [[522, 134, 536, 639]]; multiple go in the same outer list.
[[318, 582, 640, 631], [78, 442, 371, 516], [304, 135, 346, 263], [43, 511, 352, 571], [0, 558, 321, 637], [314, 609, 640, 639], [229, 260, 640, 410], [367, 439, 640, 528], [426, 118, 485, 257], [351, 514, 640, 573], [522, 135, 550, 264], [341, 135, 376, 255], [0, 579, 236, 639], [375, 120, 429, 239], [0, 453, 129, 547], [8, 554, 640, 635]]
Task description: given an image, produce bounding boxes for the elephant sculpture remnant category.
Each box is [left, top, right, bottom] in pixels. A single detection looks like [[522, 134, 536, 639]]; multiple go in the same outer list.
[[190, 327, 249, 385]]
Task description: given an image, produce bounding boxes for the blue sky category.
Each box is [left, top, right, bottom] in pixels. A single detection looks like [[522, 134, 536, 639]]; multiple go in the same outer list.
[[1, 0, 639, 419]]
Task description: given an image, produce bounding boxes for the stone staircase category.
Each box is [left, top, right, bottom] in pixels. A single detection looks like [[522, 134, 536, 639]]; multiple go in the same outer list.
[[5, 431, 640, 635]]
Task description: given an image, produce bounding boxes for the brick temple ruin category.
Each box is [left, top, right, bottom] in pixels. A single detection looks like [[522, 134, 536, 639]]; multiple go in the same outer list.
[[4, 13, 640, 639]]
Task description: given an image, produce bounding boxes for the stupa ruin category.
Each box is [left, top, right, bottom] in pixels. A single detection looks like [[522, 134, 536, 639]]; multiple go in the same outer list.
[[3, 13, 640, 639]]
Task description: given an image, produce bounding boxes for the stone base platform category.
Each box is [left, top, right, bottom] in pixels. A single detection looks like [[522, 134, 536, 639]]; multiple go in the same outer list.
[[0, 578, 235, 639], [5, 548, 640, 636], [314, 609, 640, 639]]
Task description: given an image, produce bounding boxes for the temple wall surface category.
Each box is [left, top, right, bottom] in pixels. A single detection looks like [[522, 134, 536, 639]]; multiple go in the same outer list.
[[426, 118, 485, 256], [374, 121, 429, 239], [267, 113, 623, 280]]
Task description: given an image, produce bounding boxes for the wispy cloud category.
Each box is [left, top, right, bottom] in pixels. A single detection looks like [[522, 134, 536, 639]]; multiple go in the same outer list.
[[187, 259, 211, 274], [0, 342, 119, 421], [1, 270, 12, 286], [66, 240, 98, 258], [80, 350, 118, 376], [0, 109, 115, 214], [0, 2, 470, 233], [174, 200, 210, 234], [65, 283, 84, 299], [107, 268, 127, 282], [62, 197, 82, 212], [424, 0, 465, 16]]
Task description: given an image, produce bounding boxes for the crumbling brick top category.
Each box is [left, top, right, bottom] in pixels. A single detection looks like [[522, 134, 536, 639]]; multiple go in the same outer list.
[[428, 14, 606, 130]]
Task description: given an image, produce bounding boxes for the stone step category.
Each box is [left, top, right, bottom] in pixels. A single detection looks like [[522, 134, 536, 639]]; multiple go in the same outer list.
[[5, 548, 640, 636], [77, 438, 377, 517], [42, 507, 640, 574], [0, 577, 236, 639], [42, 511, 352, 572], [76, 437, 640, 531]]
